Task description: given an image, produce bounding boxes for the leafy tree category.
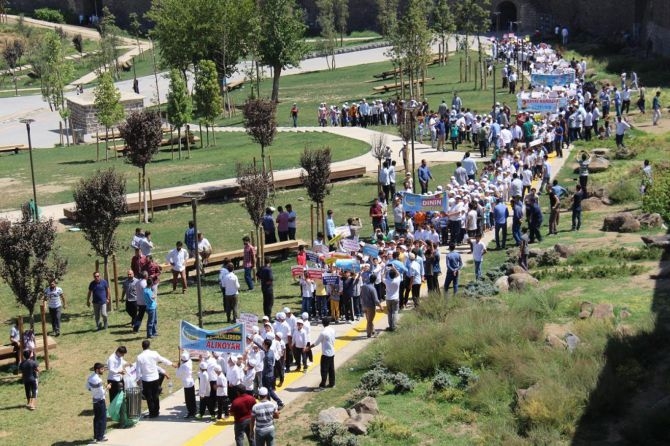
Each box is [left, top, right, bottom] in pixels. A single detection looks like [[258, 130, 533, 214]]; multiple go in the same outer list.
[[334, 0, 349, 46], [642, 165, 670, 223], [0, 211, 68, 324], [2, 38, 22, 96], [454, 0, 491, 87], [395, 0, 433, 99], [128, 12, 142, 58], [166, 68, 192, 160], [94, 71, 124, 161], [193, 60, 222, 146], [316, 0, 337, 69], [72, 33, 83, 60], [243, 99, 277, 174], [237, 162, 274, 265], [119, 110, 163, 223], [300, 147, 332, 234], [73, 169, 127, 284], [98, 6, 122, 79], [256, 0, 308, 102], [433, 0, 456, 65]]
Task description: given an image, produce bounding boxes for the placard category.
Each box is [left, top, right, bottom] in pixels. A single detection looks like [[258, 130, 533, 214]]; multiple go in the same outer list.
[[402, 192, 448, 212], [322, 273, 340, 285], [238, 313, 259, 334], [291, 266, 305, 277], [362, 244, 379, 258], [180, 320, 245, 354], [307, 269, 324, 279], [342, 238, 361, 253]]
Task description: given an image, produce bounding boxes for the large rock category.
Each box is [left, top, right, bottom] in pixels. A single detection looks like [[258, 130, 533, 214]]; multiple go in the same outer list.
[[637, 213, 664, 229], [589, 156, 610, 173], [592, 303, 614, 319], [345, 413, 375, 435], [506, 264, 528, 275], [352, 396, 379, 416], [318, 407, 350, 425], [582, 197, 606, 211], [528, 248, 544, 258], [546, 334, 567, 349], [495, 275, 510, 293], [641, 234, 670, 248], [579, 301, 593, 319], [543, 322, 572, 339], [592, 148, 612, 159], [554, 244, 576, 258], [508, 273, 539, 291], [603, 212, 640, 233]]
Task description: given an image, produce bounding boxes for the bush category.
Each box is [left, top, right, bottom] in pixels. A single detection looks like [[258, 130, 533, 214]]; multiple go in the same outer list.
[[446, 406, 478, 424], [359, 367, 390, 391], [463, 280, 499, 298], [311, 422, 358, 446], [368, 417, 414, 440], [608, 180, 641, 204], [535, 250, 561, 267], [389, 372, 415, 394], [642, 165, 670, 223], [432, 369, 458, 391], [457, 366, 479, 388], [34, 8, 65, 24]]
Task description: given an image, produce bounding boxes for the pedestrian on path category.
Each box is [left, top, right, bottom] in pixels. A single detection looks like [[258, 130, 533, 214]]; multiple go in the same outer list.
[[231, 384, 256, 446], [251, 387, 279, 446], [176, 350, 197, 419], [360, 274, 383, 338], [135, 340, 172, 418], [472, 234, 487, 281], [652, 91, 662, 125], [86, 362, 109, 443], [86, 271, 110, 331], [383, 265, 401, 332], [309, 316, 336, 389]]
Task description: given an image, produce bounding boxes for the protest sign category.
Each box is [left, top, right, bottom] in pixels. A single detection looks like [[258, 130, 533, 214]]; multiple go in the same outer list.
[[322, 273, 340, 285], [238, 313, 258, 334], [180, 320, 245, 354], [313, 244, 329, 255], [306, 250, 320, 263], [291, 266, 305, 277], [335, 259, 361, 272], [402, 192, 448, 212], [530, 71, 575, 88], [362, 244, 379, 258], [341, 238, 360, 253], [307, 269, 324, 279]]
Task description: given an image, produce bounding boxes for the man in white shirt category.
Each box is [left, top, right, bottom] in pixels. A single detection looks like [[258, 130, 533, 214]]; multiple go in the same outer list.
[[136, 340, 172, 418], [472, 234, 487, 281], [220, 263, 240, 323], [44, 279, 65, 337], [166, 241, 189, 294], [309, 316, 336, 389], [383, 264, 402, 332], [106, 346, 128, 403], [197, 232, 212, 269], [86, 362, 110, 443]]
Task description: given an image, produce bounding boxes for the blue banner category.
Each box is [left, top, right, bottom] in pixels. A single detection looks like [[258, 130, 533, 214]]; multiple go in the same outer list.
[[306, 251, 320, 263], [180, 320, 246, 354], [530, 72, 575, 88], [335, 259, 361, 272], [323, 273, 340, 285], [402, 192, 448, 212], [362, 244, 379, 258]]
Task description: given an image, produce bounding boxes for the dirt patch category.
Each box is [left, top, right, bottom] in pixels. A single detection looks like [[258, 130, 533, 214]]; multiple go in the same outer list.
[[38, 181, 75, 194]]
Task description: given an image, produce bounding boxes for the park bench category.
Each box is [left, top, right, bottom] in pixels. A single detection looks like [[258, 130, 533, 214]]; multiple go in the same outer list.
[[223, 79, 244, 92], [372, 77, 434, 94], [0, 144, 26, 155], [0, 336, 57, 362], [273, 165, 366, 189], [159, 239, 307, 276]]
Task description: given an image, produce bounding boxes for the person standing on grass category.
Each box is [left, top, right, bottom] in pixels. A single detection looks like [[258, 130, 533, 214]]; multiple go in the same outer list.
[[220, 263, 241, 324], [443, 243, 463, 297], [20, 350, 39, 411], [290, 103, 299, 127], [652, 91, 662, 125], [136, 339, 172, 418], [106, 346, 128, 404], [242, 236, 256, 291], [44, 279, 65, 337], [528, 197, 544, 243], [86, 362, 109, 443], [360, 274, 383, 338], [493, 197, 509, 250], [286, 204, 297, 240], [615, 116, 632, 149], [578, 152, 590, 197], [184, 221, 197, 259], [86, 271, 110, 331], [276, 206, 289, 242], [251, 387, 279, 446], [571, 184, 585, 231], [144, 278, 158, 339], [130, 247, 147, 279], [121, 270, 138, 328], [309, 316, 337, 389], [133, 272, 147, 333], [418, 159, 433, 194], [472, 234, 487, 281], [257, 256, 274, 319], [548, 190, 560, 235], [166, 241, 188, 294]]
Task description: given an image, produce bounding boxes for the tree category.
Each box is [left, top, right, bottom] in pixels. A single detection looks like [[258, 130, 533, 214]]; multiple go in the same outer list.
[[300, 147, 332, 234], [193, 60, 222, 146], [316, 0, 337, 70], [256, 0, 308, 102], [94, 71, 124, 161], [395, 0, 433, 99], [166, 68, 192, 160], [128, 12, 142, 59], [433, 0, 456, 65], [236, 162, 274, 266], [454, 0, 491, 87], [73, 169, 127, 284], [119, 110, 163, 223], [334, 0, 349, 46], [0, 211, 68, 324], [2, 38, 22, 96], [97, 6, 122, 79], [370, 133, 389, 194], [72, 33, 83, 61], [37, 31, 73, 144], [243, 99, 277, 175]]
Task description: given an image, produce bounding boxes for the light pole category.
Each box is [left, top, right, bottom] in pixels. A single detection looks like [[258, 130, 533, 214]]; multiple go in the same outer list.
[[487, 58, 497, 108], [20, 118, 38, 220], [405, 105, 417, 193], [183, 191, 206, 328]]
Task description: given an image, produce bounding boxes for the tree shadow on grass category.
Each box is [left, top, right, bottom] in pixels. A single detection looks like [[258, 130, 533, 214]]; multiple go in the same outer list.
[[57, 160, 97, 165], [573, 243, 670, 444], [52, 441, 92, 446]]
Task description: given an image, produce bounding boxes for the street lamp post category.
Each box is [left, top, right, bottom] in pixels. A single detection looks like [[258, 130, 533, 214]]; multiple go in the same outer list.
[[405, 106, 417, 193], [487, 58, 497, 108], [20, 118, 37, 220], [182, 191, 206, 328]]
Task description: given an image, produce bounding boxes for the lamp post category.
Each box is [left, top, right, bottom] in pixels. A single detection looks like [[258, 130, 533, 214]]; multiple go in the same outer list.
[[182, 191, 206, 328], [487, 58, 497, 108], [405, 105, 417, 193], [20, 118, 37, 220]]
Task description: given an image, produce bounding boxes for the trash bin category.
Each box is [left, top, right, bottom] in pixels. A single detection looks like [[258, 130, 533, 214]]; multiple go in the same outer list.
[[73, 129, 84, 144], [125, 386, 143, 423]]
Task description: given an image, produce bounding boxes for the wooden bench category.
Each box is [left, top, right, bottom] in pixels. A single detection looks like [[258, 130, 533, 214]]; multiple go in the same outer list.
[[0, 336, 57, 362], [159, 239, 307, 275], [0, 144, 26, 155], [273, 165, 366, 189], [372, 77, 434, 94]]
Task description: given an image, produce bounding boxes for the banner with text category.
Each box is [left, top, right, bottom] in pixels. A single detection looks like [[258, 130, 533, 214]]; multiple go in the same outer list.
[[402, 192, 448, 212], [530, 72, 575, 88], [180, 320, 245, 354]]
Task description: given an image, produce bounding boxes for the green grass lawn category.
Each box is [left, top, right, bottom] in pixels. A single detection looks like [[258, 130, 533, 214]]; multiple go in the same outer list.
[[0, 130, 369, 210]]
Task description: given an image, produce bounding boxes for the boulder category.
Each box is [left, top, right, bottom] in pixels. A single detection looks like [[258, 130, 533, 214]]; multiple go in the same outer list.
[[603, 212, 640, 233], [591, 148, 612, 159], [592, 303, 614, 319], [590, 187, 607, 199], [579, 310, 591, 319], [318, 407, 350, 425], [528, 248, 543, 258], [554, 244, 576, 258], [506, 264, 528, 275], [582, 197, 606, 211], [345, 413, 375, 435], [615, 147, 637, 160], [579, 301, 593, 319], [589, 156, 610, 173], [495, 275, 510, 293], [641, 234, 670, 249], [565, 333, 581, 352], [352, 396, 379, 416], [546, 334, 567, 349], [638, 213, 664, 229], [543, 322, 572, 339], [615, 324, 635, 337], [508, 273, 539, 291]]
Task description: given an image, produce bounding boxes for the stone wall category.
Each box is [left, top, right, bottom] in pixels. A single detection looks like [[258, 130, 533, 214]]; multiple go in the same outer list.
[[67, 93, 144, 135]]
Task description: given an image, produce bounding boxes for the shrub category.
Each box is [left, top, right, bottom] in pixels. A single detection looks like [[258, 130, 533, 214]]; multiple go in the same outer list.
[[432, 369, 458, 391], [389, 372, 415, 394], [34, 8, 65, 24], [457, 366, 479, 388], [311, 422, 358, 446], [535, 250, 561, 267], [446, 406, 478, 424], [433, 387, 466, 403], [642, 164, 670, 223], [359, 367, 390, 391], [608, 179, 641, 204], [463, 280, 499, 298], [368, 417, 414, 440]]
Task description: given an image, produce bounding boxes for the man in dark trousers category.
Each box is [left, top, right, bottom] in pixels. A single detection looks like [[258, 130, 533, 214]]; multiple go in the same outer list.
[[308, 316, 337, 389], [256, 256, 274, 319], [230, 384, 257, 446]]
